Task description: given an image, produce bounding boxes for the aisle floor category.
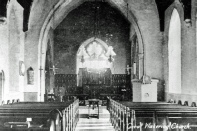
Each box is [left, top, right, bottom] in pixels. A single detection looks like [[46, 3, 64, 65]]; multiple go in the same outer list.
[[75, 106, 115, 131]]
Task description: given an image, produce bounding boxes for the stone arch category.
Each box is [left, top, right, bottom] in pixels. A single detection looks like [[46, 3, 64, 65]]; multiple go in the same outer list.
[[168, 8, 182, 93], [40, 27, 54, 100], [41, 28, 54, 74], [45, 39, 54, 94], [37, 0, 144, 100]]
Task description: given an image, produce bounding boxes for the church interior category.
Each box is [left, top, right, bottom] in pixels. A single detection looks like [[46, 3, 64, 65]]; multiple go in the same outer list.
[[0, 0, 197, 130]]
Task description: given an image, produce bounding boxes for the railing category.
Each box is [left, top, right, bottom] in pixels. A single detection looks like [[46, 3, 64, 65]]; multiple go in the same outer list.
[[107, 97, 197, 131], [107, 97, 134, 131], [63, 99, 79, 131]]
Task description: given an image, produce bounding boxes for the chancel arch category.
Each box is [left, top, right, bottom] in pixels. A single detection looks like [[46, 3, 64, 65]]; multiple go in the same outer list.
[[38, 0, 144, 101], [168, 8, 181, 94], [41, 28, 55, 101], [45, 40, 53, 94]]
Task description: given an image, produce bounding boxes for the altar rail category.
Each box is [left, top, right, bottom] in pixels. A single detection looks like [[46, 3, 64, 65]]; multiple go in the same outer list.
[[0, 99, 79, 131], [107, 97, 197, 131]]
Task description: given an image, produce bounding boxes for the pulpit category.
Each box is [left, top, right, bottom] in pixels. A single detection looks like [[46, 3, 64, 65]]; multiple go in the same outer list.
[[132, 79, 159, 102]]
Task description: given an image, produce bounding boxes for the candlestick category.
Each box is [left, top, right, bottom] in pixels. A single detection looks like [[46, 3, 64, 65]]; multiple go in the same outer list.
[[133, 62, 136, 75]]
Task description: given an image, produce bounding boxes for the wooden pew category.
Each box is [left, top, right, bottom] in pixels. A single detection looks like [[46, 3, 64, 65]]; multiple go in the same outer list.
[[0, 99, 79, 131], [1, 99, 20, 106], [0, 101, 72, 131], [107, 98, 197, 131]]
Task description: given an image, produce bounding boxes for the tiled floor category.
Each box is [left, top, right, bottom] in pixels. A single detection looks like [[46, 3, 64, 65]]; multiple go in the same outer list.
[[75, 106, 115, 131]]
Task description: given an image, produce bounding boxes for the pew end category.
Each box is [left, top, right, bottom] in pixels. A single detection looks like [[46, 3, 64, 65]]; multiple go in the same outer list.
[[191, 102, 196, 107]]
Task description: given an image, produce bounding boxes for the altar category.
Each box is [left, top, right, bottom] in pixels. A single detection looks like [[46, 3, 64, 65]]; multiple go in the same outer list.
[[78, 68, 112, 99], [78, 68, 111, 86]]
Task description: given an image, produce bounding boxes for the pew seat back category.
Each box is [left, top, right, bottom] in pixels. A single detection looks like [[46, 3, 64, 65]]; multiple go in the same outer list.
[[108, 98, 197, 131], [0, 100, 79, 131]]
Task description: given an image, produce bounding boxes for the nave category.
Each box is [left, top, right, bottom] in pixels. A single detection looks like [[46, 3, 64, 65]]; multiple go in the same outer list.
[[0, 98, 116, 131], [1, 0, 197, 130], [1, 97, 197, 131]]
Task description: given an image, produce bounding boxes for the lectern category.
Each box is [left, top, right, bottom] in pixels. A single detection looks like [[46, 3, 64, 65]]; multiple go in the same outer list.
[[87, 99, 100, 119]]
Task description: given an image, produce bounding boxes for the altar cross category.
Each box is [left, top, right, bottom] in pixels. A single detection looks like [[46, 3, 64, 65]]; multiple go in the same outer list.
[[50, 65, 59, 75]]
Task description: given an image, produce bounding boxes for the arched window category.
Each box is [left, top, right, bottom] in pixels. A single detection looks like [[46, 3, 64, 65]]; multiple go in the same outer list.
[[77, 38, 116, 73], [168, 9, 181, 93]]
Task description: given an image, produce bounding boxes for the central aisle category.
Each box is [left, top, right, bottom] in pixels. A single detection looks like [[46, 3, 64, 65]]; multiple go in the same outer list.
[[75, 106, 115, 131]]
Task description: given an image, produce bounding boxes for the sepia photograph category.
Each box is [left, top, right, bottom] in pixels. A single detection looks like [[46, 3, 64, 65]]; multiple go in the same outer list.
[[0, 0, 195, 130]]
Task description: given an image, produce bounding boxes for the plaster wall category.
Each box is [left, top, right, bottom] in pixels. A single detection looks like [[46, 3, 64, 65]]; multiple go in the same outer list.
[[0, 24, 9, 101], [24, 0, 59, 101], [0, 0, 25, 101]]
